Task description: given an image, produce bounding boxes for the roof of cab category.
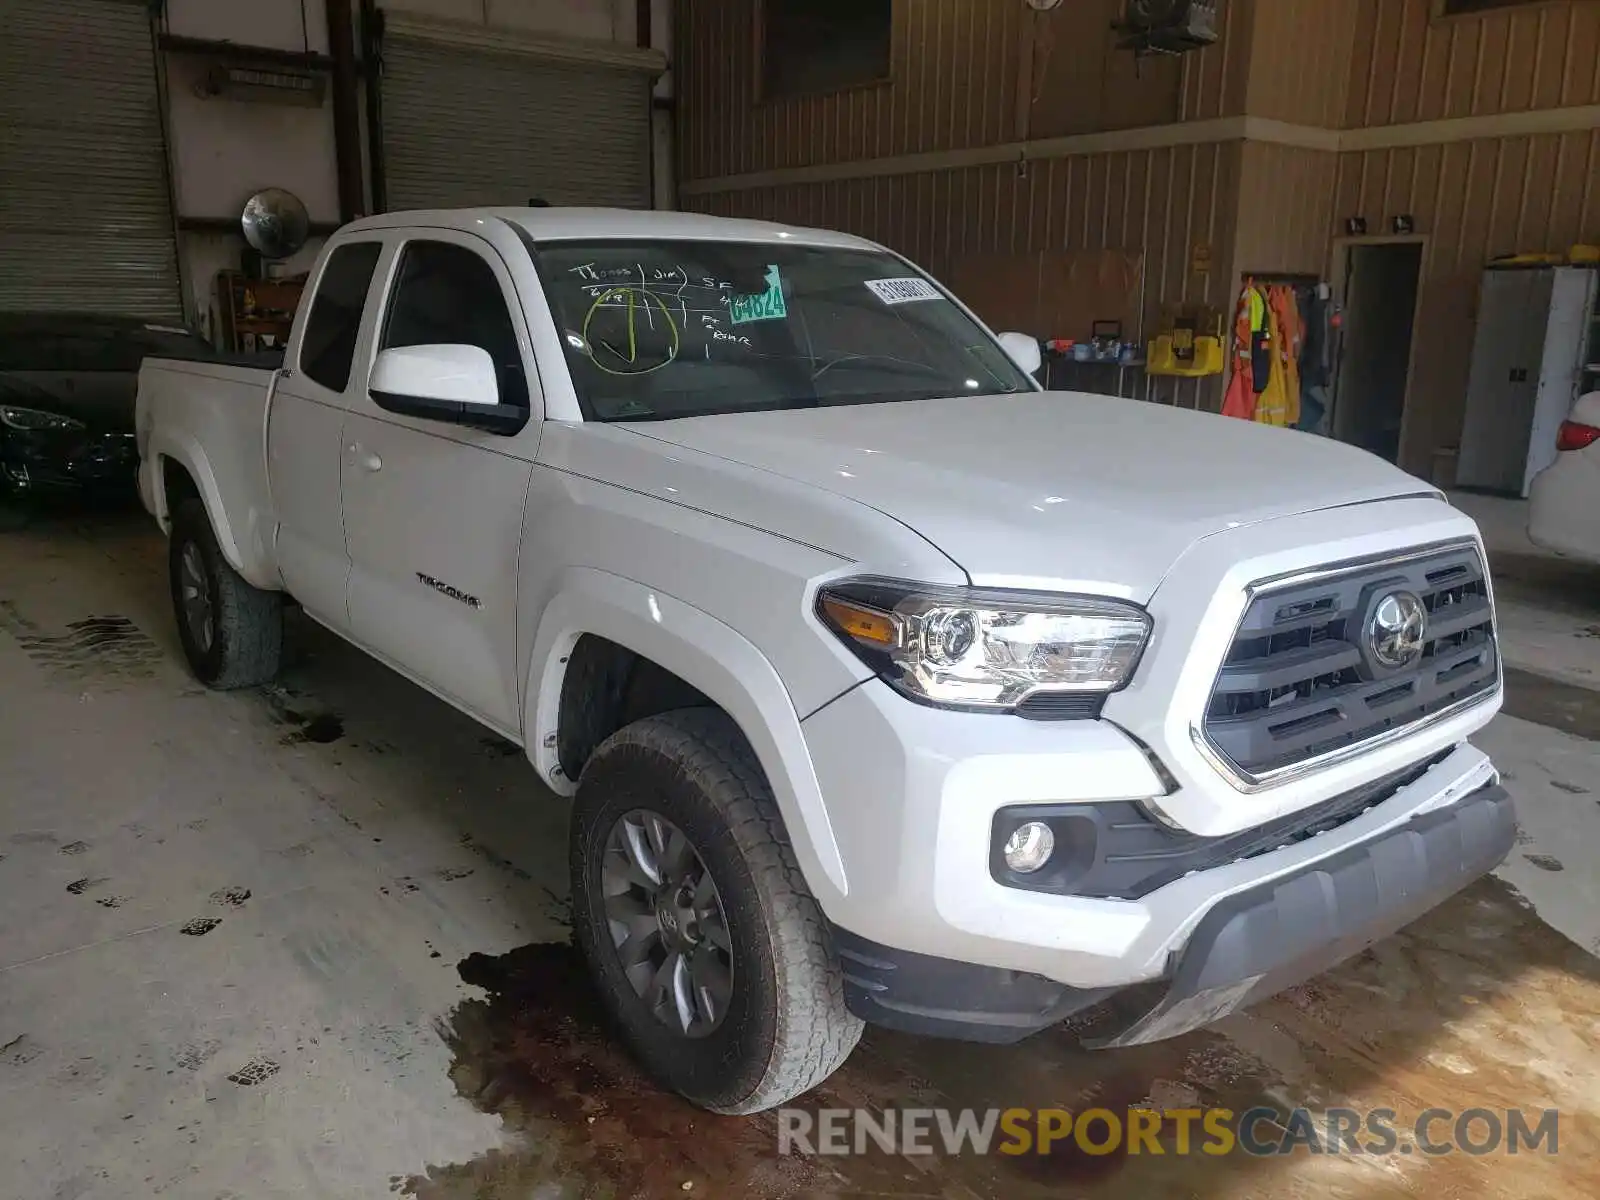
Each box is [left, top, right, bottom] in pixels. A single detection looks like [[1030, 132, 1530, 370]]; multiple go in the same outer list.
[[339, 206, 880, 250]]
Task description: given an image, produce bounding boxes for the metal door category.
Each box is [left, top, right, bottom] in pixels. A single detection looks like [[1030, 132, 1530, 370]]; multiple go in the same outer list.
[[380, 26, 651, 212], [1458, 269, 1551, 494], [0, 0, 180, 317], [1525, 267, 1599, 493]]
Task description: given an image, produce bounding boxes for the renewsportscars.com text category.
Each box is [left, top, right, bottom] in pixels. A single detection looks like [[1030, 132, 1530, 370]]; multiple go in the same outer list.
[[778, 1106, 1560, 1159]]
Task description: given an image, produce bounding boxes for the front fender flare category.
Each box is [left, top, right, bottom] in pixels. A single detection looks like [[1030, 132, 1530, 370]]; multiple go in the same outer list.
[[524, 567, 849, 905]]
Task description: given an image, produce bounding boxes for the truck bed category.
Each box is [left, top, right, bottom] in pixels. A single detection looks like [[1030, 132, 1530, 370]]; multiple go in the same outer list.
[[160, 346, 286, 371], [135, 356, 283, 591]]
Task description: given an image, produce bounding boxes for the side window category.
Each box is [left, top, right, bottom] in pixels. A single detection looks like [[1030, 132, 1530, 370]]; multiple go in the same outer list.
[[299, 242, 382, 391], [380, 241, 529, 409]]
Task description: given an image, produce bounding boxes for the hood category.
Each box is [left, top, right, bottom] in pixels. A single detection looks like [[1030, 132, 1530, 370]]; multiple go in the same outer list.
[[0, 371, 135, 432], [617, 391, 1434, 600]]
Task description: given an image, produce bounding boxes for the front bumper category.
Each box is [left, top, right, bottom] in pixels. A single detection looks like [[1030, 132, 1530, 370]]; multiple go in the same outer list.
[[832, 779, 1514, 1044], [804, 674, 1501, 991]]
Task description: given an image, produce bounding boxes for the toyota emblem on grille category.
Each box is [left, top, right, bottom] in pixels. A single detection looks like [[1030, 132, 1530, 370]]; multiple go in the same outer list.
[[1367, 590, 1427, 669]]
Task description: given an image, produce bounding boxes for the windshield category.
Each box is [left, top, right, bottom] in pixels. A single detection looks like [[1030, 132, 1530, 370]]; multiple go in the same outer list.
[[532, 240, 1035, 422]]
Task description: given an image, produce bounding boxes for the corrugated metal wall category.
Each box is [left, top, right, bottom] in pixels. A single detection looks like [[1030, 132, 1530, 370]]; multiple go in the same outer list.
[[1347, 0, 1600, 126], [1336, 128, 1600, 471], [691, 141, 1242, 411]]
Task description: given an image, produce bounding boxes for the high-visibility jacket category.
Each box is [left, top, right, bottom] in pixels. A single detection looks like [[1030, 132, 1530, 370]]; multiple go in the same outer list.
[[1221, 282, 1257, 420], [1254, 291, 1291, 426], [1268, 285, 1303, 427]]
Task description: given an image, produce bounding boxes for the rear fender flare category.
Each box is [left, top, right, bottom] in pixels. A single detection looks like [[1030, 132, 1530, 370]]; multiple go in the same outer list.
[[150, 434, 247, 574], [524, 567, 849, 905]]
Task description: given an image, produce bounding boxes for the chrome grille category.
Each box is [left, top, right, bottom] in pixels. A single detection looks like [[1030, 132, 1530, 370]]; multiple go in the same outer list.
[[1202, 544, 1498, 780]]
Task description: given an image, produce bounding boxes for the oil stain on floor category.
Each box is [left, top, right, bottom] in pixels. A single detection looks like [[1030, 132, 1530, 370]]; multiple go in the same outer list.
[[401, 878, 1600, 1200]]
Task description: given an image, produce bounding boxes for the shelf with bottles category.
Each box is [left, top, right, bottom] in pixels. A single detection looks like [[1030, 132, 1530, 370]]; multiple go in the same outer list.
[[217, 271, 306, 354]]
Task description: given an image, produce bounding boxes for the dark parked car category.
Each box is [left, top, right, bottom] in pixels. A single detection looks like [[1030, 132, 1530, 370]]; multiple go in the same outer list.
[[0, 313, 220, 500]]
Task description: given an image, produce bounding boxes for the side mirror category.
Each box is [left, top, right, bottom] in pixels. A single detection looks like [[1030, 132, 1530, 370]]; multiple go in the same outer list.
[[368, 344, 522, 434], [998, 331, 1043, 377]]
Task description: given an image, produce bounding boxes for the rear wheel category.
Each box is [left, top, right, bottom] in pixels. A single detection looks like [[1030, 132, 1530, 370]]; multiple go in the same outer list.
[[169, 499, 282, 689], [570, 708, 862, 1114]]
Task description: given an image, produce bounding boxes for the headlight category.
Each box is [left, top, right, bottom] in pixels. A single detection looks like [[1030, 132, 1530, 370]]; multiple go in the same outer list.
[[817, 577, 1151, 711], [0, 405, 83, 433]]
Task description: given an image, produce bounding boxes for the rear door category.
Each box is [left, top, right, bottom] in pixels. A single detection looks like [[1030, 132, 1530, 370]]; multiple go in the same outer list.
[[271, 239, 385, 629], [340, 232, 540, 735]]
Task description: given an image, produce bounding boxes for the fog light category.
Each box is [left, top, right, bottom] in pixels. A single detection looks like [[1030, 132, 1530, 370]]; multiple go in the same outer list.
[[1003, 821, 1055, 873]]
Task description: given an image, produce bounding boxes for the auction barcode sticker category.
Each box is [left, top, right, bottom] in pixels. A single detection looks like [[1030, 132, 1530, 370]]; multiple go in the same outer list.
[[864, 277, 943, 305]]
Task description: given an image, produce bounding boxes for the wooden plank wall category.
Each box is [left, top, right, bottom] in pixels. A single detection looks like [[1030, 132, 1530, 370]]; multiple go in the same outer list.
[[1177, 0, 1254, 121], [1243, 0, 1360, 126], [676, 0, 1250, 184], [1337, 128, 1600, 472], [676, 0, 1027, 182], [1233, 142, 1341, 277], [675, 0, 1600, 447], [690, 141, 1243, 411], [674, 0, 1254, 413], [1347, 0, 1600, 126]]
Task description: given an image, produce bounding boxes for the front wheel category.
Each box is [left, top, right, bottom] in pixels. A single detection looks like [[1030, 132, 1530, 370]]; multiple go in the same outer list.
[[169, 499, 282, 689], [570, 708, 863, 1114]]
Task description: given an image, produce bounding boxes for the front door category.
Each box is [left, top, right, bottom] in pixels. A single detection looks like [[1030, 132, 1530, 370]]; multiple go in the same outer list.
[[340, 233, 539, 734], [269, 239, 384, 629]]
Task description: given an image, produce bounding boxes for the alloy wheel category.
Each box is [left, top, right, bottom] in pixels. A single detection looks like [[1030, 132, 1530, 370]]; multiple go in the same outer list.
[[600, 810, 733, 1038], [179, 541, 215, 655]]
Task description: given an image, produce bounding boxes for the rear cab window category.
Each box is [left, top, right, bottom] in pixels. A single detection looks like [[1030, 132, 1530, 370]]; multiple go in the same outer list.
[[299, 241, 383, 391]]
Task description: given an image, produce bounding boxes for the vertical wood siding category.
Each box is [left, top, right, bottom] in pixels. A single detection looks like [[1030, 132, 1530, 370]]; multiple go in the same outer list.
[[1233, 143, 1341, 276], [1335, 129, 1600, 471], [676, 0, 1600, 446], [1022, 1, 1183, 139], [687, 141, 1243, 411], [1346, 0, 1600, 127], [675, 0, 1262, 184], [677, 0, 1027, 183], [1178, 0, 1254, 121], [1244, 0, 1360, 126]]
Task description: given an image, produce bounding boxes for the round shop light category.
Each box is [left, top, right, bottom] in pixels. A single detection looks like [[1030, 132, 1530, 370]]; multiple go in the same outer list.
[[1003, 821, 1055, 873]]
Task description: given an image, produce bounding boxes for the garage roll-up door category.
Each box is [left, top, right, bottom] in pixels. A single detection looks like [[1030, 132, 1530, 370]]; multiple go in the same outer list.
[[380, 15, 662, 212], [0, 0, 180, 318]]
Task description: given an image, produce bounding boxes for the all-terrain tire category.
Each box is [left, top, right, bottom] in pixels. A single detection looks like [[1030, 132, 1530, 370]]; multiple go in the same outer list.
[[169, 498, 282, 689], [570, 707, 863, 1114]]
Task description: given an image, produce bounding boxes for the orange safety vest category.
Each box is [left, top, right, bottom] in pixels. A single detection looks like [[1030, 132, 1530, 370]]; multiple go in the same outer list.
[[1254, 288, 1290, 427], [1267, 285, 1303, 427], [1221, 281, 1258, 420]]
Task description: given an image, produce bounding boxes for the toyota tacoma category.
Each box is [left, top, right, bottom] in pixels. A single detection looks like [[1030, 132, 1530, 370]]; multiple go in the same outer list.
[[135, 208, 1513, 1114]]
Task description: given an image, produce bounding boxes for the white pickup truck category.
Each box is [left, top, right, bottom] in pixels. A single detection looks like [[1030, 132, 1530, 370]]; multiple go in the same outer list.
[[137, 208, 1513, 1114]]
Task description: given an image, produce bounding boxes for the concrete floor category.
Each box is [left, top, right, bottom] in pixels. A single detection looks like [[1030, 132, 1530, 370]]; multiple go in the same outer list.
[[2, 507, 1599, 1200]]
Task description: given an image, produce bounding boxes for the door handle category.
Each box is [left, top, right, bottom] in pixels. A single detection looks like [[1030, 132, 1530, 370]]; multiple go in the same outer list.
[[347, 443, 383, 472]]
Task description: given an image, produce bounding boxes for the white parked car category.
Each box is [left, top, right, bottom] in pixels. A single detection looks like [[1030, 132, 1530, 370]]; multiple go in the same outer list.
[[1529, 390, 1600, 565], [135, 208, 1513, 1114]]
